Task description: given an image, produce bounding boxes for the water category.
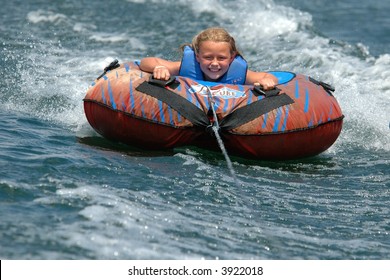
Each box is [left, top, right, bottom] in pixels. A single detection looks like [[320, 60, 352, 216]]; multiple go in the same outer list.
[[0, 0, 389, 259]]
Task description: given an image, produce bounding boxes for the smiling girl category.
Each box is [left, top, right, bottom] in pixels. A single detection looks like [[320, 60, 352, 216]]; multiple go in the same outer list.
[[140, 27, 277, 90]]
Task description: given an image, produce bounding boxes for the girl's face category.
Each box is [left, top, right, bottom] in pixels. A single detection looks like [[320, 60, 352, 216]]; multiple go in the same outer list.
[[195, 41, 235, 81]]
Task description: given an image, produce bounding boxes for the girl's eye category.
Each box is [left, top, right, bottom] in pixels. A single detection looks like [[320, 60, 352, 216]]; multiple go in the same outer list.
[[201, 55, 228, 61]]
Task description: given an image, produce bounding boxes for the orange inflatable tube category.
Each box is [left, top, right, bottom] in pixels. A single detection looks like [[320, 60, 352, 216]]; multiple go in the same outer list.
[[83, 61, 343, 160]]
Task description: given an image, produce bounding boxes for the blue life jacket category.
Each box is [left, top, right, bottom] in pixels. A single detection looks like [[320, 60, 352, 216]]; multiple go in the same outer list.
[[179, 46, 248, 85]]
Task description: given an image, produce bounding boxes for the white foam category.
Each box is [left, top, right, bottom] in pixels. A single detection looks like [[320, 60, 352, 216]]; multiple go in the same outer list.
[[125, 0, 147, 3], [73, 22, 97, 33], [178, 0, 227, 17], [27, 10, 67, 24], [89, 33, 129, 43], [329, 53, 390, 151]]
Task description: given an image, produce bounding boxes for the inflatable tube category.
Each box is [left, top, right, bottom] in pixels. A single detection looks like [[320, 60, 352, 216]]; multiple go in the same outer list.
[[83, 61, 344, 160]]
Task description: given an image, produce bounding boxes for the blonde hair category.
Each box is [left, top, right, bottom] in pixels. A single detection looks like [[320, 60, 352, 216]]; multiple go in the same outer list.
[[181, 27, 244, 57]]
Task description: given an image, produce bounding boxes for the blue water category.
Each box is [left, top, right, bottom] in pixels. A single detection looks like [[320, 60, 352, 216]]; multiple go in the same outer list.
[[1, 0, 389, 259]]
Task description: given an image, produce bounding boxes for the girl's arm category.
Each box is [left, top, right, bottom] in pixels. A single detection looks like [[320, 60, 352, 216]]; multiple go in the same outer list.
[[245, 70, 278, 90], [139, 57, 181, 81]]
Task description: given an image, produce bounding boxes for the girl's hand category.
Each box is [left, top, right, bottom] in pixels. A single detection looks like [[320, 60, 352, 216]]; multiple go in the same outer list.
[[246, 70, 278, 89], [254, 77, 277, 91], [153, 65, 171, 80]]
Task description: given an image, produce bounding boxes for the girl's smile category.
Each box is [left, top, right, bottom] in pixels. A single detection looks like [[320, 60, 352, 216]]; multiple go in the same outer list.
[[195, 41, 235, 81]]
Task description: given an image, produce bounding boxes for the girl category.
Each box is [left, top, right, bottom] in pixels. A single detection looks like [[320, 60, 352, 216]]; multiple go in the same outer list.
[[140, 27, 277, 90]]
